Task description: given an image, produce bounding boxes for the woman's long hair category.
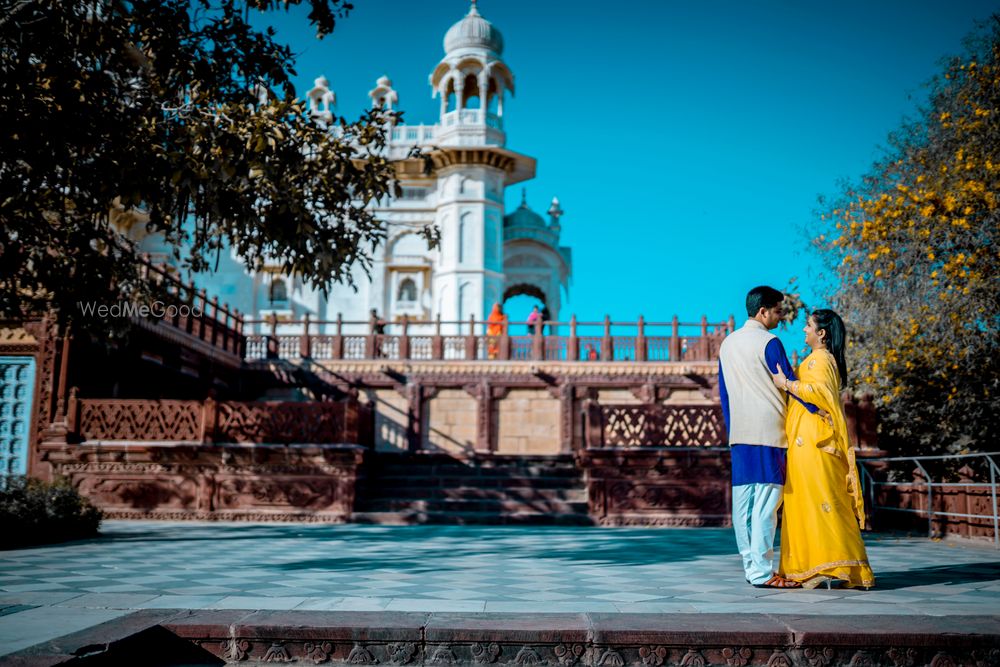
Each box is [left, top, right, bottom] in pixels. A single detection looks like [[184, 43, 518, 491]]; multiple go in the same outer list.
[[812, 309, 848, 387]]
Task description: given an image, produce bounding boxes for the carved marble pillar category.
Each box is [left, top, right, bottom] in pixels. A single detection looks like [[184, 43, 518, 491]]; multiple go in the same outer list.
[[477, 71, 489, 119]]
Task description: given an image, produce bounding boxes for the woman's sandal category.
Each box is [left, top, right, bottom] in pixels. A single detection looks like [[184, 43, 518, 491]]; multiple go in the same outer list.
[[801, 575, 834, 590], [753, 574, 801, 589]]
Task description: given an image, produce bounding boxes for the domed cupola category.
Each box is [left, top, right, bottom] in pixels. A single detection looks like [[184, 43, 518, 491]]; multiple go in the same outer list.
[[504, 191, 546, 229], [502, 190, 573, 324], [443, 1, 503, 56], [430, 1, 514, 129]]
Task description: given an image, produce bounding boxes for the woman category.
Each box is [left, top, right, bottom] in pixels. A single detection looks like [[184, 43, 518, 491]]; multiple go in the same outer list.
[[486, 303, 506, 360], [771, 309, 875, 589], [526, 305, 541, 335]]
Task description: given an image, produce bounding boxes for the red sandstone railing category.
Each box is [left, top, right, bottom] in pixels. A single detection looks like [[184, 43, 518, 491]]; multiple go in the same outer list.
[[584, 403, 727, 448], [585, 395, 878, 450], [66, 390, 368, 445], [243, 314, 735, 363], [135, 254, 246, 357]]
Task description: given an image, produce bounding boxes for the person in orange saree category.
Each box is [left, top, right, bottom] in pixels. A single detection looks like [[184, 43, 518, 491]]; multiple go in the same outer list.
[[486, 303, 506, 360], [770, 308, 875, 589]]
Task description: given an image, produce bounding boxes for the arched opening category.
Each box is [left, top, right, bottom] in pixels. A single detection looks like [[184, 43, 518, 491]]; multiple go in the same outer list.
[[503, 283, 547, 304], [486, 78, 499, 114], [269, 277, 288, 303], [397, 278, 417, 303], [462, 73, 481, 109], [503, 284, 548, 334]]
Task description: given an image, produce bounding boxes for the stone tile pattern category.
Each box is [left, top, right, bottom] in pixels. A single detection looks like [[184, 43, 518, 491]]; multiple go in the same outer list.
[[2, 522, 1000, 619]]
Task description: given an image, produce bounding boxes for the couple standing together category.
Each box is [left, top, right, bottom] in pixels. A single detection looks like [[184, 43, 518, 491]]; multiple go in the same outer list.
[[719, 286, 875, 590]]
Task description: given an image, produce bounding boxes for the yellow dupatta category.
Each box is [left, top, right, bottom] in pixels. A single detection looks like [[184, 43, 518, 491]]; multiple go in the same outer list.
[[790, 350, 865, 526]]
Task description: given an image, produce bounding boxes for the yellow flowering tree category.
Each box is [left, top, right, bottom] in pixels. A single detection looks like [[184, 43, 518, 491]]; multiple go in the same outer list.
[[816, 20, 999, 453]]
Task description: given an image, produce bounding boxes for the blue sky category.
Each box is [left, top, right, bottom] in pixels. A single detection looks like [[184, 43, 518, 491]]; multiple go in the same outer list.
[[256, 0, 996, 351]]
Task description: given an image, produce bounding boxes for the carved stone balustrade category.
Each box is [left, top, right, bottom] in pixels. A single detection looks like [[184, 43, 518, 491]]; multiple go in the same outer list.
[[243, 315, 735, 363], [578, 403, 730, 527], [584, 403, 726, 449], [65, 395, 367, 446], [37, 394, 372, 522]]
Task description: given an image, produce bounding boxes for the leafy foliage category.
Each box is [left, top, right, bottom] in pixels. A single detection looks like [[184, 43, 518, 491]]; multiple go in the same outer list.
[[0, 476, 102, 549], [1, 0, 422, 328], [779, 277, 809, 333], [815, 18, 1000, 453]]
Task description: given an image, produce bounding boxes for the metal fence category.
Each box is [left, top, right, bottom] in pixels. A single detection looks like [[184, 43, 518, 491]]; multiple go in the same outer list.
[[857, 451, 1000, 547]]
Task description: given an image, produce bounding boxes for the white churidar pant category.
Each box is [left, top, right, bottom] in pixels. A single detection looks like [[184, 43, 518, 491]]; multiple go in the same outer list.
[[731, 482, 783, 585]]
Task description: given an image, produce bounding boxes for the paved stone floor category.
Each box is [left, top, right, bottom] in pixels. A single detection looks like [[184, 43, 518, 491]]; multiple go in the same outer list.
[[2, 521, 1000, 657]]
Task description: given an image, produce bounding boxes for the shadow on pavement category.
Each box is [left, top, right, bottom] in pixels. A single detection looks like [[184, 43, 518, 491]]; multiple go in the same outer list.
[[865, 561, 1000, 591]]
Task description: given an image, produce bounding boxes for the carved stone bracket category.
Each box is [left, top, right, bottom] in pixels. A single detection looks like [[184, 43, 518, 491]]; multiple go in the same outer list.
[[629, 383, 656, 404], [684, 372, 715, 400], [490, 386, 512, 400]]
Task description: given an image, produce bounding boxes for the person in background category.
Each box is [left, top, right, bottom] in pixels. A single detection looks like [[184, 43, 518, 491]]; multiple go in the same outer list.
[[371, 309, 386, 357], [486, 302, 506, 360], [526, 305, 540, 335]]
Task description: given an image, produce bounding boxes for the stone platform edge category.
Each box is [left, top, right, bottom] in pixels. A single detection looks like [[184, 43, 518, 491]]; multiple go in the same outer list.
[[3, 610, 999, 666]]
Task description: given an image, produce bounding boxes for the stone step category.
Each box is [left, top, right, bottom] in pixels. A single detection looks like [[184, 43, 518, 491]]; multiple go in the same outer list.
[[349, 510, 595, 526], [356, 498, 590, 514], [14, 608, 999, 666], [360, 475, 584, 490], [368, 462, 582, 478], [361, 485, 588, 502], [358, 454, 589, 525], [371, 453, 577, 463]]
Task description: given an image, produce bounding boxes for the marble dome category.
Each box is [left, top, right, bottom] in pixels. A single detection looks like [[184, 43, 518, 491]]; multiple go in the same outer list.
[[443, 2, 504, 55], [504, 201, 546, 228]]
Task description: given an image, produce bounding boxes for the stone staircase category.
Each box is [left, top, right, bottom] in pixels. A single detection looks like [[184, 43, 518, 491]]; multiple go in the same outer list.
[[352, 453, 593, 525]]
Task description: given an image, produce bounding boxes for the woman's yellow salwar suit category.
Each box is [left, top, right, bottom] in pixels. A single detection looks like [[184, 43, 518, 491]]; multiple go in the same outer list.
[[778, 350, 875, 588]]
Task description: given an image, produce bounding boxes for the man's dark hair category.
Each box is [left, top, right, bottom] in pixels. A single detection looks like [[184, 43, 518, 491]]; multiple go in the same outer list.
[[745, 286, 784, 317]]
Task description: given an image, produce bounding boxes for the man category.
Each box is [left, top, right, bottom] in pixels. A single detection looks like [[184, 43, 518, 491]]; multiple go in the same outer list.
[[719, 286, 818, 589], [371, 309, 386, 358]]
